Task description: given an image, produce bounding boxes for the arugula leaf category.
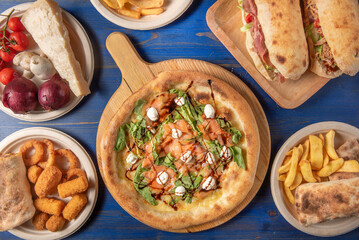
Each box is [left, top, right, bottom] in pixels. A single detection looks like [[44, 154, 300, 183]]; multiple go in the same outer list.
[[230, 146, 246, 170], [193, 175, 203, 189], [184, 195, 192, 203], [154, 153, 178, 172], [133, 99, 147, 120], [207, 140, 222, 156], [216, 118, 231, 129], [181, 175, 194, 189], [114, 125, 126, 151], [128, 118, 152, 146], [230, 128, 242, 144], [133, 164, 158, 205], [169, 88, 202, 134]]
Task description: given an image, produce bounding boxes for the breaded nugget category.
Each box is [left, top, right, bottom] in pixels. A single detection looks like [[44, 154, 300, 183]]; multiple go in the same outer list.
[[35, 166, 62, 198], [62, 194, 88, 221], [58, 176, 88, 199], [46, 215, 66, 232], [37, 161, 47, 169], [32, 212, 50, 230], [34, 198, 65, 216], [28, 165, 43, 184]]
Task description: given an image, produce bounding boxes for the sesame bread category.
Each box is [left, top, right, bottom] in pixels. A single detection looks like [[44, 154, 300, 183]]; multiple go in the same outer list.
[[21, 0, 90, 97]]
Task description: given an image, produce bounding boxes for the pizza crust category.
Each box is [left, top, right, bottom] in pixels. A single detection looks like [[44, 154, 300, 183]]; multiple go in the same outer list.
[[100, 71, 260, 230]]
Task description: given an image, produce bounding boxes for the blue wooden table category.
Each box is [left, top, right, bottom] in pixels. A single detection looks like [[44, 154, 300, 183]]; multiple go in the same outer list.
[[1, 0, 358, 239]]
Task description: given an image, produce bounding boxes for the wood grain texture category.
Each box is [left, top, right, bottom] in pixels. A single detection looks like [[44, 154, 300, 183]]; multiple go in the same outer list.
[[0, 0, 358, 239], [206, 0, 332, 109], [96, 32, 270, 232]]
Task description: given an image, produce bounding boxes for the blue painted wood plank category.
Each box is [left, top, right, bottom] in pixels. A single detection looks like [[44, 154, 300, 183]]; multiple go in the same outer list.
[[0, 0, 358, 239]]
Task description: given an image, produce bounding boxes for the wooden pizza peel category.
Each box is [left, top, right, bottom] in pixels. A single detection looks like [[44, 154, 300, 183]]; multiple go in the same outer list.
[[96, 32, 271, 232]]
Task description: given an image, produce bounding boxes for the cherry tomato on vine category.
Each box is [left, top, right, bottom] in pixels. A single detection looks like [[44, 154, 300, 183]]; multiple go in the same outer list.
[[0, 30, 10, 46], [8, 17, 25, 32], [0, 48, 17, 62], [0, 60, 6, 71], [0, 68, 16, 85], [9, 32, 29, 52]]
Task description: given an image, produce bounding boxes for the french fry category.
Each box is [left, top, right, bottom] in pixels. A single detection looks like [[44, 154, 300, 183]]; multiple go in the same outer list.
[[317, 158, 344, 177], [301, 139, 309, 161], [323, 149, 330, 167], [289, 171, 302, 190], [283, 184, 295, 204], [278, 174, 287, 181], [309, 135, 323, 170], [319, 133, 324, 142], [324, 130, 339, 159], [104, 0, 121, 9], [140, 8, 164, 16], [278, 156, 292, 174], [285, 147, 300, 187], [299, 160, 317, 183], [285, 149, 293, 156], [118, 8, 141, 19], [337, 160, 359, 172], [313, 171, 321, 182], [117, 0, 129, 8], [129, 0, 164, 8]]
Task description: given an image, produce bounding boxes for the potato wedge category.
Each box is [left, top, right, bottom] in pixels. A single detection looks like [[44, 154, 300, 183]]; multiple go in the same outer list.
[[301, 139, 309, 161], [129, 0, 164, 8], [278, 174, 287, 181], [299, 160, 317, 183], [140, 8, 164, 16], [337, 160, 359, 172], [289, 171, 302, 190], [118, 8, 141, 19], [285, 147, 300, 187], [278, 156, 292, 174], [323, 149, 330, 167], [324, 130, 339, 159], [104, 0, 121, 9], [283, 184, 295, 204], [309, 135, 323, 170], [317, 158, 344, 177], [117, 0, 129, 8]]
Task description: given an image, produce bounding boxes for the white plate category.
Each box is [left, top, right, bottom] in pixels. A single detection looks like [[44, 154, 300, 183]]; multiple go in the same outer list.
[[270, 121, 359, 237], [0, 127, 98, 240], [0, 3, 94, 122], [90, 0, 193, 30]]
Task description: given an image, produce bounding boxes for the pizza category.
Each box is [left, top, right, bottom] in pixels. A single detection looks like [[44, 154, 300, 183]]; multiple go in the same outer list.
[[100, 71, 260, 230]]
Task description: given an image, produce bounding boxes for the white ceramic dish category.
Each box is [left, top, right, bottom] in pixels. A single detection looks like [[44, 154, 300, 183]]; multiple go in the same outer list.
[[0, 3, 94, 122], [270, 121, 359, 237], [0, 127, 98, 240], [90, 0, 193, 30]]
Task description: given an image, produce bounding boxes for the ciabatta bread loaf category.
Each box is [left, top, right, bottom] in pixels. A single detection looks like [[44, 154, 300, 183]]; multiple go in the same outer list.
[[21, 0, 90, 97]]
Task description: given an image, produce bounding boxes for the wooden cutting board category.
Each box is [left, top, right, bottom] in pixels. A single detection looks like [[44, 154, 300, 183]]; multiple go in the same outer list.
[[96, 32, 271, 232], [206, 0, 331, 109]]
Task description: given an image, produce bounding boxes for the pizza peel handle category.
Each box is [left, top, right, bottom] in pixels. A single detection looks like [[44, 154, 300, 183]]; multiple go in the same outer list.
[[106, 32, 155, 92]]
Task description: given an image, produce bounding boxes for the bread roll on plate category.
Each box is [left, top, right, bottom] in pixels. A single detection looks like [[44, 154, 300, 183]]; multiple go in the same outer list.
[[21, 0, 90, 97], [303, 0, 359, 78], [239, 0, 309, 82]]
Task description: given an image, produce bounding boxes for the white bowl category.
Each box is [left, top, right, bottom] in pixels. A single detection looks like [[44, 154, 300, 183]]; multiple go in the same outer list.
[[90, 0, 193, 30], [270, 121, 359, 237]]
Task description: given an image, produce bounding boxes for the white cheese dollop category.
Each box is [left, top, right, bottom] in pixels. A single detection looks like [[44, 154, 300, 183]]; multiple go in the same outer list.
[[205, 152, 215, 165], [172, 128, 182, 139], [204, 104, 215, 118], [126, 152, 138, 165], [175, 186, 186, 196], [175, 96, 185, 106], [180, 151, 193, 163], [156, 171, 169, 185], [202, 176, 216, 190], [220, 146, 232, 160], [146, 107, 159, 121]]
